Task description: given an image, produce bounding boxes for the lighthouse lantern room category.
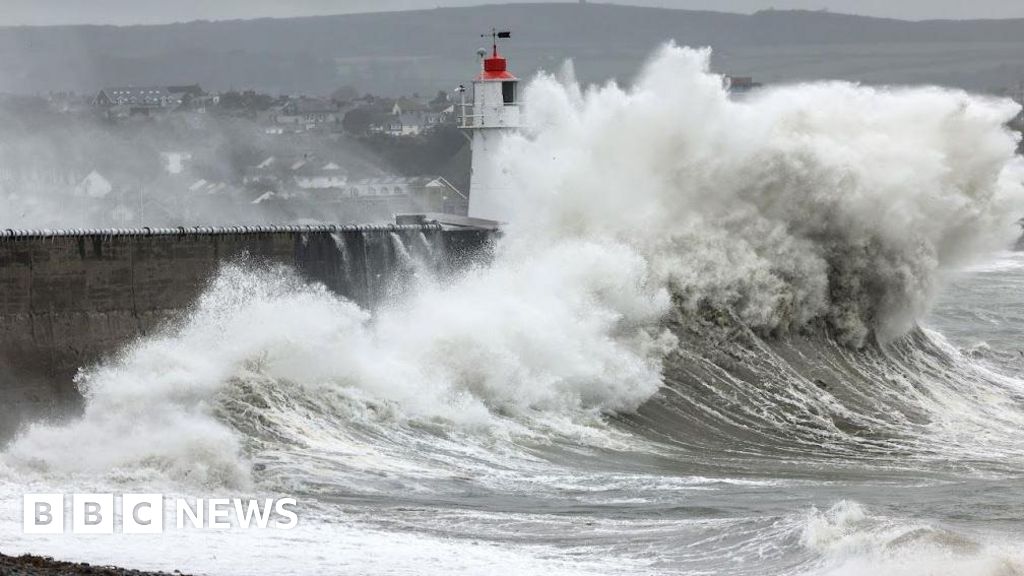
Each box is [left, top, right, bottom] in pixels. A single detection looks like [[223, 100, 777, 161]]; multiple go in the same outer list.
[[462, 29, 519, 222]]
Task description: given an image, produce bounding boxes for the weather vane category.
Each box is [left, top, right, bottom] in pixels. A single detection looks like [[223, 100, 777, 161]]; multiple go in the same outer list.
[[481, 28, 511, 57]]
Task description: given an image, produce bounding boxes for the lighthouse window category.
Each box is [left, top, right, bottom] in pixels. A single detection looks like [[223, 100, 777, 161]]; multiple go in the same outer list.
[[502, 81, 516, 105]]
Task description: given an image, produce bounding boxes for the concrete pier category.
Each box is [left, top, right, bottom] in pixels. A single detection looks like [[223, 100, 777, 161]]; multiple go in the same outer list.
[[0, 224, 494, 438]]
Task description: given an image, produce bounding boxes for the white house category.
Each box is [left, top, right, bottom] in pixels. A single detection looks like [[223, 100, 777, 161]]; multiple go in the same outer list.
[[74, 171, 113, 199]]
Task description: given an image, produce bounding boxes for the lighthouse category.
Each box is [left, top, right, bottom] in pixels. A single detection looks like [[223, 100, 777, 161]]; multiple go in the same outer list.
[[462, 30, 520, 222]]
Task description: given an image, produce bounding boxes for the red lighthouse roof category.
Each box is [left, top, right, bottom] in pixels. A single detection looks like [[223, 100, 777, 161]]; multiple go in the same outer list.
[[478, 52, 516, 81], [476, 29, 516, 81]]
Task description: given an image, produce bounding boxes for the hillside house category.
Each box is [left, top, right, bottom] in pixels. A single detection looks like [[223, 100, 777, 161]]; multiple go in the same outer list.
[[95, 87, 178, 108], [73, 171, 113, 199], [330, 176, 467, 215], [94, 84, 208, 119], [244, 155, 348, 190], [373, 98, 453, 136], [271, 97, 340, 130]]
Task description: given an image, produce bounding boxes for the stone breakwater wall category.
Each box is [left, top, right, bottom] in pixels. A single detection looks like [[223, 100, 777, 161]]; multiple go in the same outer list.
[[0, 224, 495, 438]]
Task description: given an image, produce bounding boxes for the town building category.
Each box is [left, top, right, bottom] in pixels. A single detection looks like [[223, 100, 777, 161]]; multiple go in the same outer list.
[[94, 84, 209, 118], [337, 176, 466, 215], [160, 152, 193, 175], [376, 98, 452, 136], [270, 97, 341, 130], [73, 171, 113, 199], [244, 154, 348, 190], [95, 87, 181, 109]]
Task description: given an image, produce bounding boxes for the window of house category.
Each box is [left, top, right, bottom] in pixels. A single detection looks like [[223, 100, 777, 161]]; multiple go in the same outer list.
[[502, 81, 516, 105]]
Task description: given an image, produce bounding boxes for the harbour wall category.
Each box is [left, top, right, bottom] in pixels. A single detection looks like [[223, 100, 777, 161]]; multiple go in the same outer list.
[[0, 224, 495, 439]]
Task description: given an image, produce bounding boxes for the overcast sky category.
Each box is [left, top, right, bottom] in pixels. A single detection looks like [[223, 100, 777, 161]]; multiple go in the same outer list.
[[4, 0, 1024, 26]]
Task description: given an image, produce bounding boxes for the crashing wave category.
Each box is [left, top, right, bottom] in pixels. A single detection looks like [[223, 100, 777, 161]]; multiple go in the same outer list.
[[495, 44, 1024, 346]]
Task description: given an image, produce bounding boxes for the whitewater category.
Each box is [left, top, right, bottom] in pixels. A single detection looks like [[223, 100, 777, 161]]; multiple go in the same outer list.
[[2, 44, 1024, 575]]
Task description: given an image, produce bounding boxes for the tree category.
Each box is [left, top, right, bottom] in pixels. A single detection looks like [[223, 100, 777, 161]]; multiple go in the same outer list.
[[217, 90, 276, 112], [429, 90, 450, 109], [342, 107, 380, 136], [330, 85, 359, 104]]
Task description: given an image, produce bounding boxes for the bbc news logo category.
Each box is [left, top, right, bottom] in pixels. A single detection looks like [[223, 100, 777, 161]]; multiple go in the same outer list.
[[23, 494, 298, 534]]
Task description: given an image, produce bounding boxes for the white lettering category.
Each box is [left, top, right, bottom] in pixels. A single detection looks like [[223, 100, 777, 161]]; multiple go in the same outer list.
[[23, 494, 64, 534], [234, 499, 274, 529], [73, 494, 113, 534], [123, 494, 163, 534], [208, 498, 232, 529], [274, 498, 298, 530], [176, 498, 204, 529]]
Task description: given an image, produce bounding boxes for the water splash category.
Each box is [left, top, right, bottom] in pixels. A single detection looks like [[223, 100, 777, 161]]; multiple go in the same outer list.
[[493, 44, 1024, 345]]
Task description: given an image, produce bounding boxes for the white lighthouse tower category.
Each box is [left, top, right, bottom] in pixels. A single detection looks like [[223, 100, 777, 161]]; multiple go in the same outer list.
[[462, 30, 519, 222]]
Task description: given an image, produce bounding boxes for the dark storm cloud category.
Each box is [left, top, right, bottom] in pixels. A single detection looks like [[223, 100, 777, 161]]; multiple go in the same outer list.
[[3, 0, 1024, 26]]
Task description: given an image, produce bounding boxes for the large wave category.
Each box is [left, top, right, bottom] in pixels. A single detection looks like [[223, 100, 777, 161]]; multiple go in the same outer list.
[[495, 45, 1023, 345], [3, 45, 1023, 492]]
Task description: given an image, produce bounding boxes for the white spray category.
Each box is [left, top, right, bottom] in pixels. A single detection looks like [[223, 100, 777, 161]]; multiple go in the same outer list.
[[493, 44, 1024, 343]]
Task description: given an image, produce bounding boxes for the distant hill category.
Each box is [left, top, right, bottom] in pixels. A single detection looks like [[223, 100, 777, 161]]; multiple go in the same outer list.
[[2, 3, 1024, 96]]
